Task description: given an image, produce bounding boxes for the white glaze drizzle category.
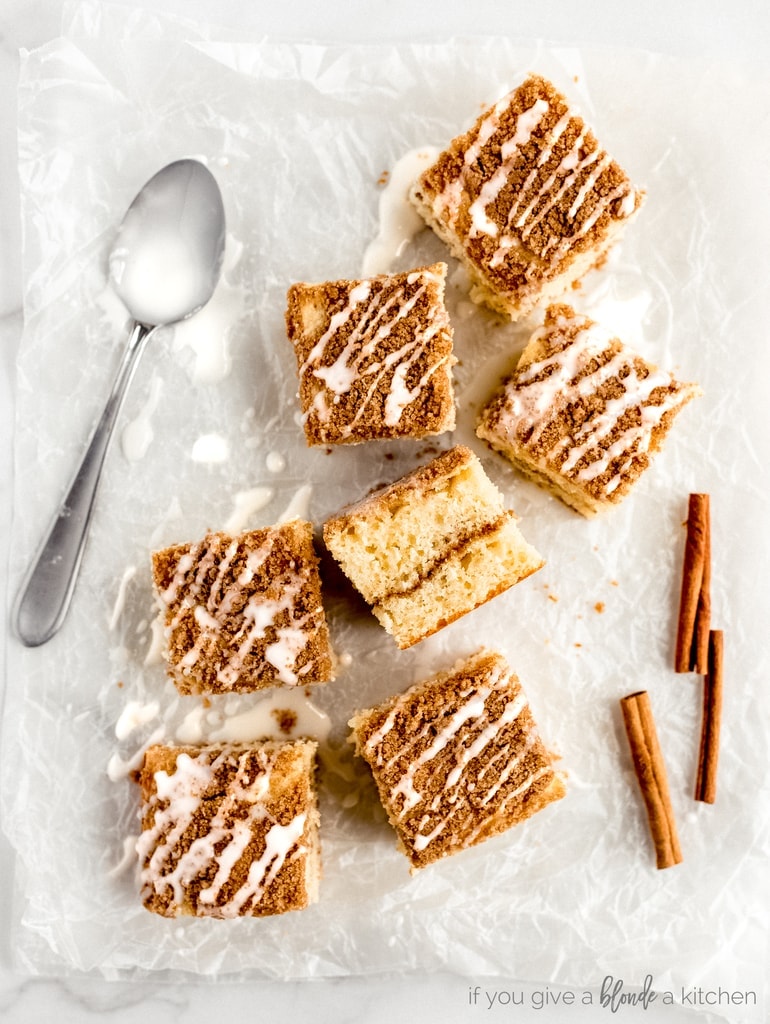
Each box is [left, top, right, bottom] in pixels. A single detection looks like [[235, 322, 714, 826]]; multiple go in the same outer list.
[[223, 486, 274, 534], [362, 146, 440, 276], [467, 98, 550, 238], [206, 688, 332, 744], [107, 564, 137, 630], [121, 375, 163, 462], [465, 765, 553, 846], [191, 433, 230, 464], [107, 724, 167, 782], [115, 699, 161, 741], [435, 94, 511, 220], [277, 484, 313, 525], [265, 450, 286, 474]]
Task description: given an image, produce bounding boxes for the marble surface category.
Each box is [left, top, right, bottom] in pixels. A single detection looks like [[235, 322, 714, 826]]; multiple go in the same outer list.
[[0, 2, 767, 1022]]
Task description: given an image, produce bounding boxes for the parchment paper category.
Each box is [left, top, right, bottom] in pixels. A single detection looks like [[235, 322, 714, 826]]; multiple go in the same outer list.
[[3, 1, 769, 1014]]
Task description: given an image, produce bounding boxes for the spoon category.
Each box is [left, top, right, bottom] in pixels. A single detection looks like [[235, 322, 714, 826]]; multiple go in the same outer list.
[[13, 158, 226, 647]]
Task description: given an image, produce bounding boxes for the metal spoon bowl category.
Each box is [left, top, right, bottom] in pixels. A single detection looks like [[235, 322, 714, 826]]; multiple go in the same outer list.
[[13, 158, 226, 647]]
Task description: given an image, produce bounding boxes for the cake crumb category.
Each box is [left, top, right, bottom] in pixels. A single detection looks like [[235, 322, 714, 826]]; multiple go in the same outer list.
[[610, 580, 619, 587], [594, 602, 605, 614], [377, 170, 390, 186], [272, 708, 298, 735], [117, 681, 124, 689], [548, 593, 559, 603]]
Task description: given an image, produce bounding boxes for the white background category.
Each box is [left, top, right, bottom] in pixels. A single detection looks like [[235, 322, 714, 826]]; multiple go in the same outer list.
[[0, 2, 767, 1023]]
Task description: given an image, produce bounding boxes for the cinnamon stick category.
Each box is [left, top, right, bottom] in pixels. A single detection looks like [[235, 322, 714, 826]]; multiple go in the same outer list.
[[691, 500, 712, 673], [694, 630, 724, 803], [620, 690, 683, 869], [675, 493, 710, 673]]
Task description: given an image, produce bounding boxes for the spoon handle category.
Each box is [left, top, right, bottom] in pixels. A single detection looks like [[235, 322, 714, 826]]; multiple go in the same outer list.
[[13, 321, 152, 647]]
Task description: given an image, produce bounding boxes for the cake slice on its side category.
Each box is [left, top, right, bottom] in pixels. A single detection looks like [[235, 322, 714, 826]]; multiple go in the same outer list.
[[136, 740, 321, 917], [349, 649, 565, 871], [476, 304, 701, 516], [286, 263, 456, 445], [151, 520, 334, 695], [323, 445, 544, 648], [410, 74, 644, 321]]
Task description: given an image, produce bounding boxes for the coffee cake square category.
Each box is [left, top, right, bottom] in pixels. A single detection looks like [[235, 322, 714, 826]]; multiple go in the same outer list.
[[136, 741, 320, 917], [476, 304, 701, 516], [410, 74, 643, 321], [323, 446, 544, 649], [350, 649, 565, 870], [286, 263, 455, 445], [152, 520, 334, 694]]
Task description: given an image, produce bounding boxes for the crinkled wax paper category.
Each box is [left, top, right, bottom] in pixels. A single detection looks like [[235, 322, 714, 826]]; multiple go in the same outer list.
[[3, 0, 769, 1011]]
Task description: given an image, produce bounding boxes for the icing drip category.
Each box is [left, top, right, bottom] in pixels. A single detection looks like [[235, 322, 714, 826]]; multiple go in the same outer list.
[[136, 750, 225, 896], [498, 311, 684, 496], [138, 748, 308, 917], [301, 271, 449, 435]]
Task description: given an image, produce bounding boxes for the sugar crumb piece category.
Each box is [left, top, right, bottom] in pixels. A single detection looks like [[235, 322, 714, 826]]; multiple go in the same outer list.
[[271, 708, 298, 735], [594, 602, 605, 614]]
